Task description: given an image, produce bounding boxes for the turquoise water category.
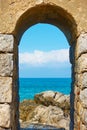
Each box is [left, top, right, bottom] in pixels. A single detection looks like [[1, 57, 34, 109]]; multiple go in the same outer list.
[[19, 78, 71, 101]]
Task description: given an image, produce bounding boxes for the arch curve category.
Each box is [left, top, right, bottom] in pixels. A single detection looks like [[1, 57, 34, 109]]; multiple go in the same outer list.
[[14, 3, 77, 44]]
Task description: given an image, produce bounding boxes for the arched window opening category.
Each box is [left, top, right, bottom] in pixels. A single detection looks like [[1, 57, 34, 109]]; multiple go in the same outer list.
[[19, 23, 71, 129]]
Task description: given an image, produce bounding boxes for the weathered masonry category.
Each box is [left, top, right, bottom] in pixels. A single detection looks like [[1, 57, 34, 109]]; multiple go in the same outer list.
[[0, 0, 87, 130]]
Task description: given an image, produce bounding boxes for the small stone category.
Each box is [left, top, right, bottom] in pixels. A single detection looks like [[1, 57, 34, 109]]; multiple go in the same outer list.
[[79, 89, 87, 108], [0, 104, 11, 128], [81, 109, 87, 125], [57, 118, 70, 130], [75, 72, 87, 90], [75, 73, 87, 89], [75, 54, 87, 73], [81, 73, 87, 89], [76, 33, 87, 58]]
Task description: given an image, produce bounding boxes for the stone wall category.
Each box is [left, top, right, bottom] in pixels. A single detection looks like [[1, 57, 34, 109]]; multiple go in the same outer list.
[[0, 0, 87, 130], [74, 32, 87, 130], [0, 34, 19, 130]]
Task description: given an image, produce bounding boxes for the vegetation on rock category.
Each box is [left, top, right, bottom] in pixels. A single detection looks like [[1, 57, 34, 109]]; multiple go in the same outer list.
[[19, 91, 70, 130]]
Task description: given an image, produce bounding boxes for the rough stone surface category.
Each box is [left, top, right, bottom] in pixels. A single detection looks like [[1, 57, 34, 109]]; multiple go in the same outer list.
[[81, 73, 87, 89], [30, 105, 64, 123], [0, 34, 14, 52], [0, 0, 87, 40], [0, 54, 13, 76], [57, 118, 70, 130], [25, 105, 69, 130], [0, 104, 11, 128], [81, 109, 87, 125], [76, 33, 87, 58], [19, 100, 38, 122], [75, 73, 87, 89], [34, 91, 70, 110], [75, 54, 87, 73], [80, 123, 87, 130], [0, 77, 12, 103], [20, 91, 70, 130], [79, 89, 87, 108]]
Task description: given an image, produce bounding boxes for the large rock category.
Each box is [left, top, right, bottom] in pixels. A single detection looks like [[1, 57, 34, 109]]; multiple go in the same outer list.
[[20, 91, 70, 130], [21, 105, 69, 129], [28, 105, 64, 123], [34, 91, 70, 112]]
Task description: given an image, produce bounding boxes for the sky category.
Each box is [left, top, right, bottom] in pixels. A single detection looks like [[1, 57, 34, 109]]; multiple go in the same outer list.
[[19, 23, 71, 78]]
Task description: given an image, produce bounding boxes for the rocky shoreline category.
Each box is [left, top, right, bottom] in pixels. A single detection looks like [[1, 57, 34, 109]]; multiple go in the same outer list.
[[19, 91, 70, 130]]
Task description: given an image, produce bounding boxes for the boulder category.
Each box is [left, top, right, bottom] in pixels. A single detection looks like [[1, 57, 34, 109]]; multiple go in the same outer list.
[[21, 105, 69, 129], [20, 91, 70, 129], [34, 91, 70, 115], [28, 105, 64, 123]]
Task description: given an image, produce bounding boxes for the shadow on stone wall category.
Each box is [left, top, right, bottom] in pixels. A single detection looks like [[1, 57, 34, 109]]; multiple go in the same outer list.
[[70, 43, 76, 130]]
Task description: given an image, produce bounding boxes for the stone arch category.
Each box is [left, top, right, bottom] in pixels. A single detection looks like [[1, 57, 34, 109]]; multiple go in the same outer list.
[[14, 3, 77, 130], [0, 1, 87, 130], [14, 4, 77, 44]]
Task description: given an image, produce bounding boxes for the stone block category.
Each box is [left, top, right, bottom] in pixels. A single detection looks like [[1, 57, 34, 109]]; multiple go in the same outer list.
[[0, 34, 14, 52], [81, 109, 87, 125], [0, 77, 12, 103], [75, 73, 87, 89], [75, 54, 87, 73], [0, 104, 11, 128], [82, 73, 87, 89], [0, 54, 13, 76], [76, 33, 87, 58], [79, 89, 87, 108]]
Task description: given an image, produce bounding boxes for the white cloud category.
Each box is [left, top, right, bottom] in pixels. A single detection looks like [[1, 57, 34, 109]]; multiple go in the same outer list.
[[19, 49, 69, 66]]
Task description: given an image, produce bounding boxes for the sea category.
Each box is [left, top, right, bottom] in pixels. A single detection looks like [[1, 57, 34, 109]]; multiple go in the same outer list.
[[19, 78, 71, 102]]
